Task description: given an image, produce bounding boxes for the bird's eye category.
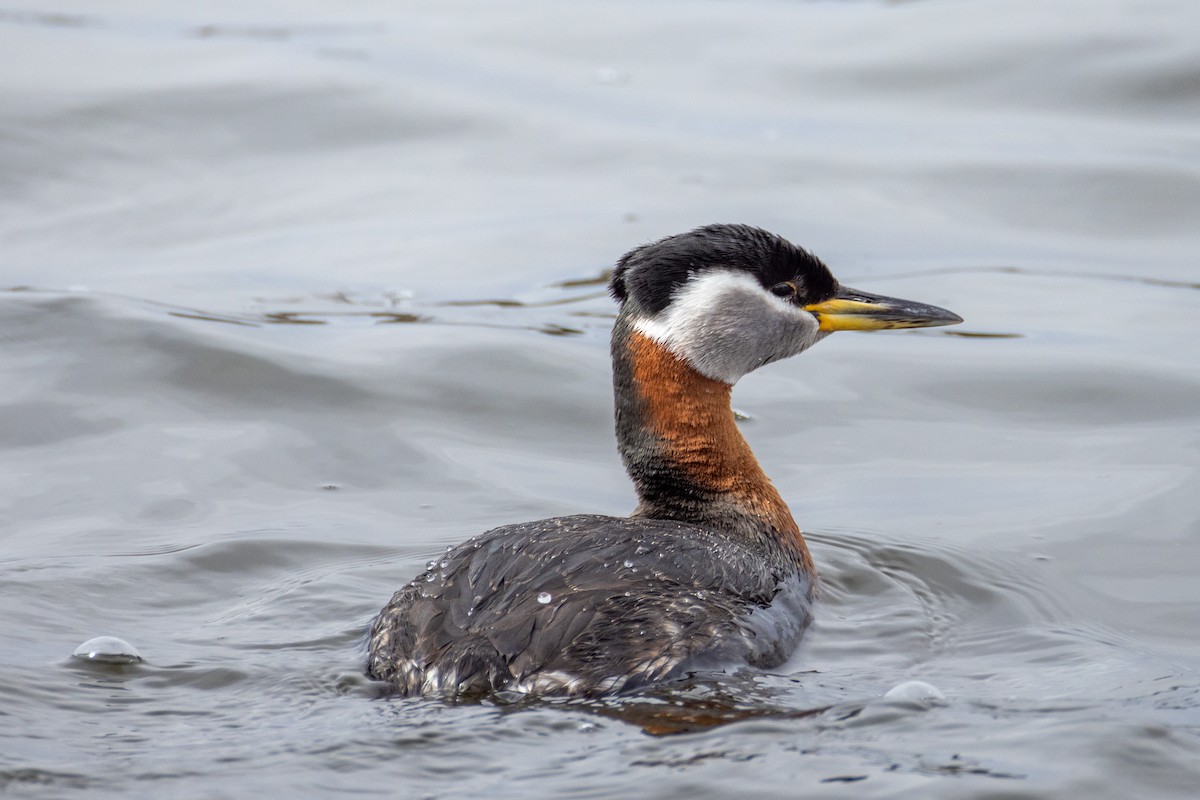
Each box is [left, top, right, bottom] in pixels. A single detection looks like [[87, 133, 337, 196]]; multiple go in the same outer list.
[[770, 282, 797, 299]]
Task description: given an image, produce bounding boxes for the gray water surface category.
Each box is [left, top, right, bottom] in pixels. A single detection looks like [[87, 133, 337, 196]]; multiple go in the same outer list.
[[3, 1, 1200, 797]]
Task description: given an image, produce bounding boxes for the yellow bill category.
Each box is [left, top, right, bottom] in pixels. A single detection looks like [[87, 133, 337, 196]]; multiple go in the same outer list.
[[804, 287, 963, 332]]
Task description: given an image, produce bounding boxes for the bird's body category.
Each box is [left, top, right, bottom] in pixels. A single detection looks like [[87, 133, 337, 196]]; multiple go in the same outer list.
[[367, 224, 961, 698], [367, 515, 812, 696]]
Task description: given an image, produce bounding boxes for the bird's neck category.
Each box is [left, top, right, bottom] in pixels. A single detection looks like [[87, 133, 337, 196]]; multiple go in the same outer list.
[[611, 316, 813, 570]]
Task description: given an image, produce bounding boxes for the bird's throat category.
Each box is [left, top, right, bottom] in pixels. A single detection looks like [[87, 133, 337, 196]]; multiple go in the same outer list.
[[613, 323, 812, 568]]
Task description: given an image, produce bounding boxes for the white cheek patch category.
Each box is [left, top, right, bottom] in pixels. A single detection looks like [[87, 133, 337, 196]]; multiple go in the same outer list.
[[634, 271, 762, 345], [633, 270, 823, 384]]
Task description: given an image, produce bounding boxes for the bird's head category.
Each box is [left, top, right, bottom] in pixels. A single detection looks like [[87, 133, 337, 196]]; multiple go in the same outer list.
[[610, 224, 962, 384]]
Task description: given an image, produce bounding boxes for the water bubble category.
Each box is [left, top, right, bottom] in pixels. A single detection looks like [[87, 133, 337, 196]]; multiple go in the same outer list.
[[439, 560, 449, 569], [72, 636, 143, 665], [382, 287, 415, 306], [537, 592, 552, 605], [423, 572, 436, 582], [883, 680, 945, 705], [426, 560, 438, 570], [623, 560, 634, 569]]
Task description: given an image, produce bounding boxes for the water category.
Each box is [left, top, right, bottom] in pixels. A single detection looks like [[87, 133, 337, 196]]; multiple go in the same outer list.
[[3, 0, 1199, 796]]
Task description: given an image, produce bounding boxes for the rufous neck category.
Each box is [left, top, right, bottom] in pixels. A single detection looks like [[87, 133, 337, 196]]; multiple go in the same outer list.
[[611, 316, 811, 568]]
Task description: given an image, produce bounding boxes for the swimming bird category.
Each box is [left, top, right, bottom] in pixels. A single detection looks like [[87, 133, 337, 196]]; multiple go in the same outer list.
[[367, 224, 961, 697]]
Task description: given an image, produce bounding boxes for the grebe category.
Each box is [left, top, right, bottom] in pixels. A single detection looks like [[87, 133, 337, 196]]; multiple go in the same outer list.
[[368, 224, 961, 697]]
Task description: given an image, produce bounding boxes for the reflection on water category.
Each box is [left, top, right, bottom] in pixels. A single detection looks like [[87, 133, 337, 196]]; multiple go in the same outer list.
[[2, 0, 1200, 797]]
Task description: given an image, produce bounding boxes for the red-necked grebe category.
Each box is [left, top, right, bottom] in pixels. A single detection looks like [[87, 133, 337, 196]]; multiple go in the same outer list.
[[367, 224, 962, 697]]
